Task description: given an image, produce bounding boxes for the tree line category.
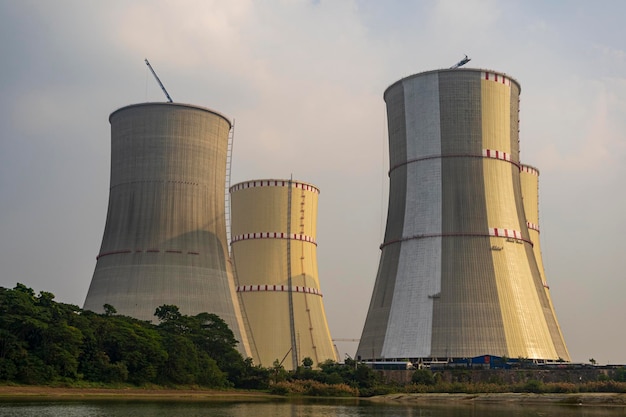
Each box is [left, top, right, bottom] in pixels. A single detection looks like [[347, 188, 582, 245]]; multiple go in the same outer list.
[[9, 283, 622, 397], [0, 283, 384, 393], [0, 284, 269, 388]]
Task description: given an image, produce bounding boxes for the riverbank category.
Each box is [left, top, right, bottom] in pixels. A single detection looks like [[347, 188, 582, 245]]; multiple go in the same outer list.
[[2, 386, 626, 406], [368, 392, 626, 407], [0, 385, 278, 401]]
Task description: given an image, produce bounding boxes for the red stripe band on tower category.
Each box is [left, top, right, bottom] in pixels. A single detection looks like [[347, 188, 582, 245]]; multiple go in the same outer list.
[[96, 249, 201, 260], [229, 179, 320, 194], [526, 221, 540, 232], [380, 230, 532, 249], [520, 165, 539, 176], [483, 148, 511, 162], [389, 152, 521, 176], [482, 71, 511, 86], [488, 227, 525, 242], [236, 285, 322, 297], [231, 232, 317, 245]]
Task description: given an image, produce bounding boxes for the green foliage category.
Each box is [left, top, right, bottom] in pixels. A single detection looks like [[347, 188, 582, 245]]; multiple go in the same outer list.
[[521, 379, 543, 393], [544, 382, 578, 393], [291, 359, 383, 395], [578, 380, 626, 393], [271, 359, 289, 384], [5, 283, 625, 397], [613, 367, 626, 382], [411, 369, 435, 385], [236, 357, 270, 390], [0, 284, 84, 383], [154, 308, 243, 387], [269, 380, 358, 397], [0, 284, 247, 389], [154, 305, 182, 323], [103, 304, 117, 316]]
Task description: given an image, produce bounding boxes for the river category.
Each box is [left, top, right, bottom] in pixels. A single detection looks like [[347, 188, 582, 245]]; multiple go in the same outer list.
[[0, 399, 623, 417]]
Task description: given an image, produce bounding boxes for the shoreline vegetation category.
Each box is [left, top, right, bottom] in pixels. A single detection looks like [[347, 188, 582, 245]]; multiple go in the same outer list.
[[3, 284, 626, 406], [1, 386, 626, 407], [370, 392, 626, 407], [0, 385, 277, 401]]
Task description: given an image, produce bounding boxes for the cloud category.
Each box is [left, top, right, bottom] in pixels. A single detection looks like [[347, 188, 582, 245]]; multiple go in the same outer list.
[[1, 0, 626, 364]]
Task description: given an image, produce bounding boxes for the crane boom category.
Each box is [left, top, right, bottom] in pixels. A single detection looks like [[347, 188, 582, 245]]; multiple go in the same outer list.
[[450, 54, 471, 69], [144, 59, 173, 103]]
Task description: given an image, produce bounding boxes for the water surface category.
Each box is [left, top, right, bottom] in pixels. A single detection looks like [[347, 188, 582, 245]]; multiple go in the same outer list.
[[0, 399, 622, 417]]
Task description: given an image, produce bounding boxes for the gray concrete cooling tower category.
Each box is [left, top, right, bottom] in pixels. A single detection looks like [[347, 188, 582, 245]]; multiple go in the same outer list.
[[84, 102, 250, 356], [357, 69, 568, 363]]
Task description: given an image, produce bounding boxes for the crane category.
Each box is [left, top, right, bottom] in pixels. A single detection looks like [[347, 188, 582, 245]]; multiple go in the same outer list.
[[450, 54, 471, 69], [144, 58, 173, 103]]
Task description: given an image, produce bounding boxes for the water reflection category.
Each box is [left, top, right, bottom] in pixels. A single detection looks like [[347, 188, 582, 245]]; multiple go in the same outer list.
[[0, 400, 623, 417]]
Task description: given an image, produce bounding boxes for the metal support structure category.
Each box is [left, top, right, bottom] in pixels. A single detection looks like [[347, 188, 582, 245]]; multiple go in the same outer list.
[[450, 54, 471, 69], [144, 59, 173, 102], [225, 121, 235, 251]]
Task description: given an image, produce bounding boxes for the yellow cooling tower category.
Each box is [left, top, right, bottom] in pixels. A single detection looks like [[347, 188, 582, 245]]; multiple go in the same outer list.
[[230, 179, 337, 370], [520, 164, 570, 361]]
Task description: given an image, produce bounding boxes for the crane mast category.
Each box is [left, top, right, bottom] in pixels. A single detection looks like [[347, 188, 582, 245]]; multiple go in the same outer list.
[[450, 54, 471, 69], [145, 59, 173, 103]]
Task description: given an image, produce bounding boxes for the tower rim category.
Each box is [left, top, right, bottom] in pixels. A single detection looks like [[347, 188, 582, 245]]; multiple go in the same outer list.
[[520, 163, 541, 175], [383, 68, 521, 100], [230, 179, 320, 194], [109, 102, 232, 129]]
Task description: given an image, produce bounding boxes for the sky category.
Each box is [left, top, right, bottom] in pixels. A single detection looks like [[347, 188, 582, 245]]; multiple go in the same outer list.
[[1, 0, 625, 365]]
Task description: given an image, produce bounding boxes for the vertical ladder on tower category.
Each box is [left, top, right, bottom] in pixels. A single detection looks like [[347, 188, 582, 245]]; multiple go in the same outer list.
[[225, 120, 235, 254], [286, 177, 298, 370], [224, 121, 260, 361], [299, 189, 319, 363]]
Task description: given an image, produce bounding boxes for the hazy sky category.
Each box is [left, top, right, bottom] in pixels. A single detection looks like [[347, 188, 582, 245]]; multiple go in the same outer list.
[[1, 0, 625, 365]]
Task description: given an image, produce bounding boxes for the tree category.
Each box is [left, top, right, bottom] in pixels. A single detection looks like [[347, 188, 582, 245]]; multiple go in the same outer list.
[[412, 369, 435, 385], [103, 304, 117, 316], [237, 357, 270, 389], [154, 305, 182, 323], [302, 357, 314, 368], [154, 306, 246, 387], [271, 359, 288, 383]]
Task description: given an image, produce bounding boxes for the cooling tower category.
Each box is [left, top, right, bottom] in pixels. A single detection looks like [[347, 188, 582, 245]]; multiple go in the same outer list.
[[84, 102, 250, 356], [520, 164, 570, 361], [230, 179, 337, 370], [357, 68, 567, 362]]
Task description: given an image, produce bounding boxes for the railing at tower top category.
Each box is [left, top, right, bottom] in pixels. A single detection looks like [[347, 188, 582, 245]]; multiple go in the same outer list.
[[225, 120, 235, 253]]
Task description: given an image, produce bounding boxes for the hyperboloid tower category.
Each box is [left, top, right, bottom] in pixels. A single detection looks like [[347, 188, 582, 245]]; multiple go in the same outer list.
[[230, 179, 337, 370], [84, 102, 250, 356], [519, 164, 570, 361], [357, 68, 568, 362]]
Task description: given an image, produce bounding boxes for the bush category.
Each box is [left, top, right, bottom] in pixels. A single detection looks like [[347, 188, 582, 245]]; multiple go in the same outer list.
[[268, 380, 358, 397], [269, 382, 291, 395], [580, 380, 626, 393], [521, 379, 543, 393], [412, 369, 435, 385], [613, 368, 626, 382], [544, 382, 578, 393]]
